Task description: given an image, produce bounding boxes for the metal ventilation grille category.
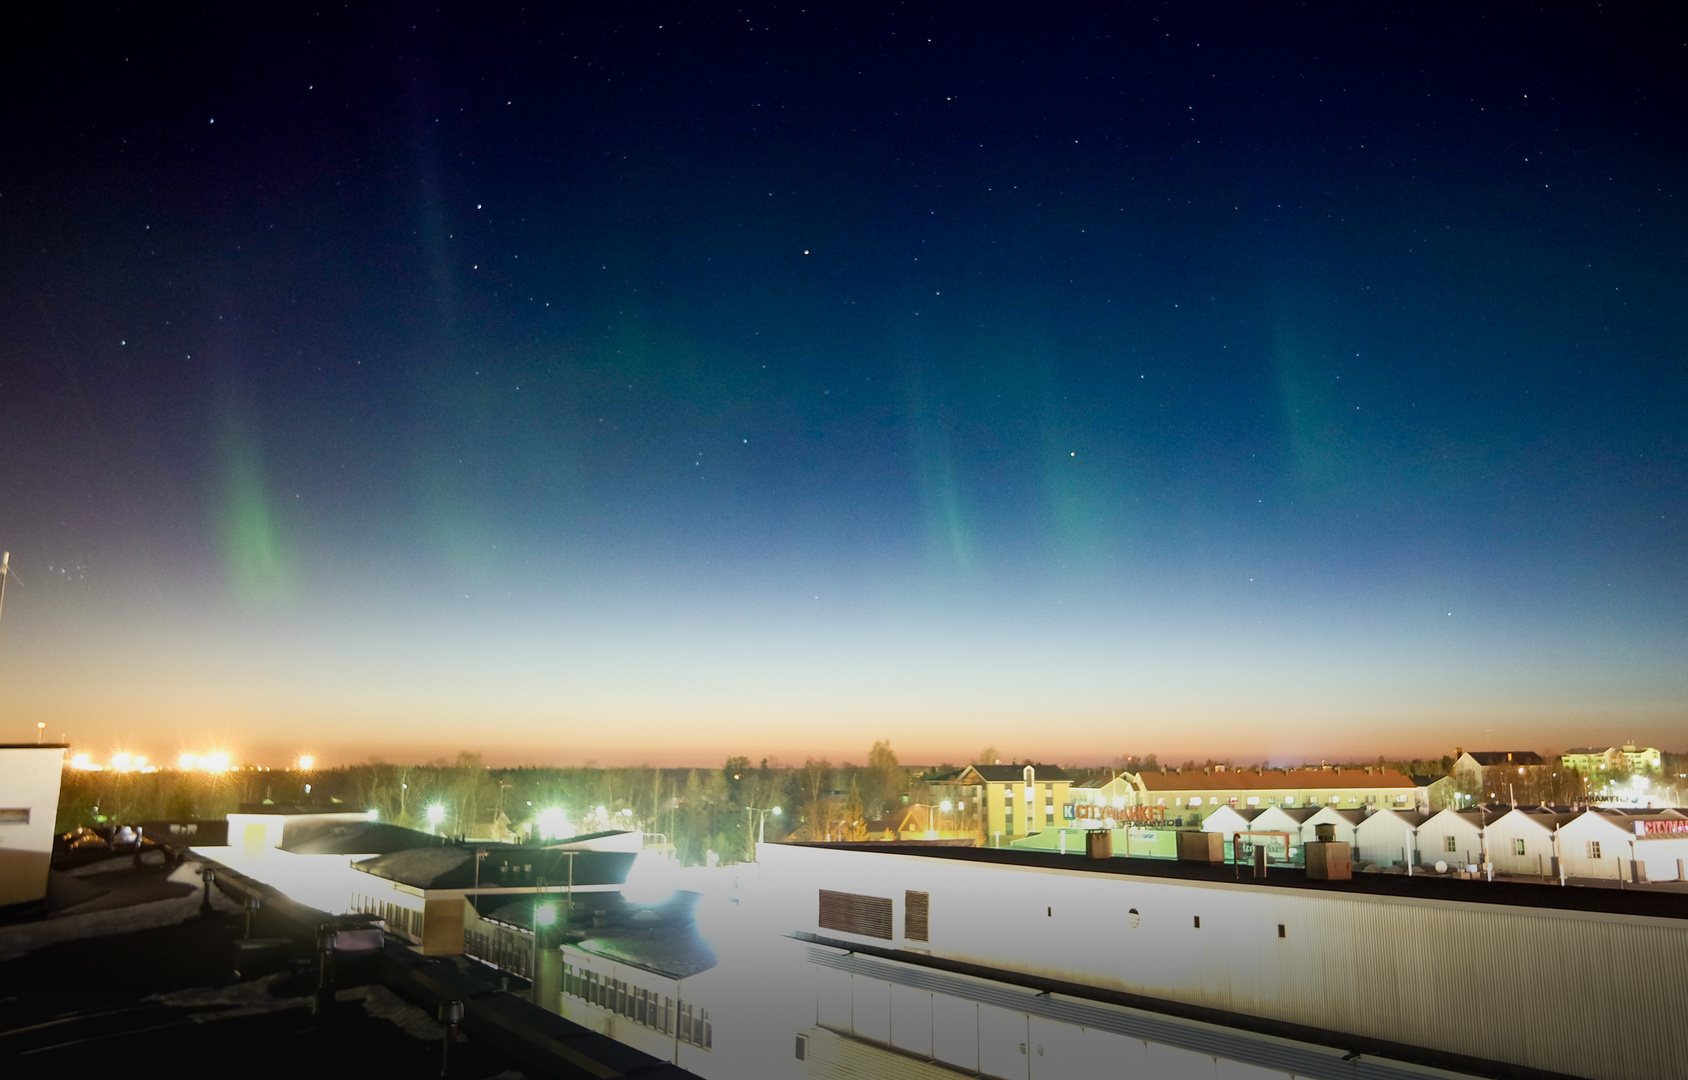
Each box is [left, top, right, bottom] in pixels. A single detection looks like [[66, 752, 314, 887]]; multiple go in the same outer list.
[[818, 889, 893, 939], [905, 890, 930, 942]]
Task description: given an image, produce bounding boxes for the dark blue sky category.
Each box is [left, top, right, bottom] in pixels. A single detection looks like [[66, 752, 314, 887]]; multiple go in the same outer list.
[[2, 3, 1683, 766]]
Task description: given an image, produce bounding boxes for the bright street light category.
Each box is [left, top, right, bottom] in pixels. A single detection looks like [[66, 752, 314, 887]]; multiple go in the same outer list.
[[298, 755, 315, 770], [535, 904, 557, 927], [426, 804, 446, 832], [537, 807, 570, 840]]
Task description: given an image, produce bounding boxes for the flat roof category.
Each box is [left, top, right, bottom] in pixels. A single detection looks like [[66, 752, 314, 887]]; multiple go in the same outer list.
[[775, 841, 1688, 921]]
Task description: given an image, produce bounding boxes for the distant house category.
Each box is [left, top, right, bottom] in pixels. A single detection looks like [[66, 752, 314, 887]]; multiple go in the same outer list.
[[1353, 807, 1427, 867], [1130, 766, 1418, 814], [1561, 745, 1663, 776], [1410, 775, 1459, 813], [1298, 806, 1365, 847], [1557, 809, 1688, 883], [1198, 805, 1262, 839], [1479, 808, 1574, 878], [1452, 750, 1549, 802], [1418, 808, 1484, 869], [923, 764, 1071, 845], [1249, 805, 1314, 833], [861, 803, 975, 842]]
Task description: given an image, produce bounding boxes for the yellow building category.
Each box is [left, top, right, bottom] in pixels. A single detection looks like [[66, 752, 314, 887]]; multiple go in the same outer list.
[[1561, 745, 1662, 775], [924, 764, 1070, 846]]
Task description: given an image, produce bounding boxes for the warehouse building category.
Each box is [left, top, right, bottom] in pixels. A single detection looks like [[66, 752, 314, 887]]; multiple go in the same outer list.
[[752, 840, 1688, 1080]]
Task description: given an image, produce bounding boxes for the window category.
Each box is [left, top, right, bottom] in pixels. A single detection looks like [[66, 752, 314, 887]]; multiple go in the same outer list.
[[0, 808, 29, 824], [1513, 839, 1526, 856], [1174, 798, 1183, 806], [1246, 796, 1260, 806], [1444, 836, 1458, 853], [1587, 840, 1601, 859], [1284, 796, 1296, 806], [1329, 795, 1340, 804], [795, 1034, 808, 1061]]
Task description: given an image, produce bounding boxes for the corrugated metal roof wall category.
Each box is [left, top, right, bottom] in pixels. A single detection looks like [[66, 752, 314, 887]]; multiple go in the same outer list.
[[762, 846, 1688, 1080]]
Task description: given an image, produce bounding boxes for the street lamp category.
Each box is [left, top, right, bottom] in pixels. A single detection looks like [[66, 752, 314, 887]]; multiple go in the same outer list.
[[746, 806, 783, 855], [426, 804, 446, 834]]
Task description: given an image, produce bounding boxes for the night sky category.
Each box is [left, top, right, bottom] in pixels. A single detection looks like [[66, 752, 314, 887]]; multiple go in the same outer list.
[[2, 3, 1684, 767]]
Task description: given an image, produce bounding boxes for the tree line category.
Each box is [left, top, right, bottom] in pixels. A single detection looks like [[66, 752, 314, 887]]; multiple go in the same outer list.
[[56, 740, 915, 865]]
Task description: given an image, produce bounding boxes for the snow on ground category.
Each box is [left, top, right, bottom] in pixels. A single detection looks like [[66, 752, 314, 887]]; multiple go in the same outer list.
[[0, 859, 241, 962]]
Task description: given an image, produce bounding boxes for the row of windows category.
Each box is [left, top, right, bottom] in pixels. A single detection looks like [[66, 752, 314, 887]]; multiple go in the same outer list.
[[561, 964, 711, 1050], [464, 925, 531, 979], [351, 893, 419, 939], [1158, 793, 1412, 808], [1430, 837, 1614, 859]]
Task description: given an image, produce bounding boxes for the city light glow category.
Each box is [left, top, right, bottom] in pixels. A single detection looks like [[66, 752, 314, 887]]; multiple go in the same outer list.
[[297, 755, 315, 770], [536, 807, 571, 840]]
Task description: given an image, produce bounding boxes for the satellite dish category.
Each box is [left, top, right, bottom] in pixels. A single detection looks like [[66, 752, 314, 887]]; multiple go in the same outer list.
[[1434, 860, 1448, 874]]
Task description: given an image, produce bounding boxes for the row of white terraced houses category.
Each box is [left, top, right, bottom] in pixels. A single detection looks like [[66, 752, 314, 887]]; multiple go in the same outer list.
[[1195, 802, 1688, 882]]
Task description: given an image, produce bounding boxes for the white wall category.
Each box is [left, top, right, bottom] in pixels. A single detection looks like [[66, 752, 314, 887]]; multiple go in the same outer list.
[[0, 746, 65, 906], [1298, 807, 1357, 846], [755, 842, 1688, 1080], [1482, 812, 1556, 877], [1417, 810, 1482, 870], [1354, 811, 1420, 867]]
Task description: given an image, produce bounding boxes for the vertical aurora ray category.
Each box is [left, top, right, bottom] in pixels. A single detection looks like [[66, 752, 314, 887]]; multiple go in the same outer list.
[[902, 354, 975, 575], [1270, 298, 1357, 493], [215, 418, 293, 604]]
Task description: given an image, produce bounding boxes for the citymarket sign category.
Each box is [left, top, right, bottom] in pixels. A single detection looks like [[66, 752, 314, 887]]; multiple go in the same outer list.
[[1635, 819, 1688, 837], [1066, 804, 1168, 825]]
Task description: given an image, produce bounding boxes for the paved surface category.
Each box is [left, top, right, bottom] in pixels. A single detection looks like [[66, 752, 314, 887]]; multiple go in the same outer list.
[[0, 901, 527, 1079]]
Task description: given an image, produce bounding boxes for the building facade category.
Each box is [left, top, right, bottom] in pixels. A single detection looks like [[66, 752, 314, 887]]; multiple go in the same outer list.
[[923, 764, 1070, 845], [1131, 766, 1418, 819], [1561, 744, 1662, 776]]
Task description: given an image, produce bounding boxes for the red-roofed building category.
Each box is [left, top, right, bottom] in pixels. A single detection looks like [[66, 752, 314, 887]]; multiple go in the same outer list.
[[1124, 766, 1418, 823]]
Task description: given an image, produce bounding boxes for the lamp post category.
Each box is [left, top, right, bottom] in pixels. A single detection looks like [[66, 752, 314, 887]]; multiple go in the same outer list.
[[745, 806, 782, 858]]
